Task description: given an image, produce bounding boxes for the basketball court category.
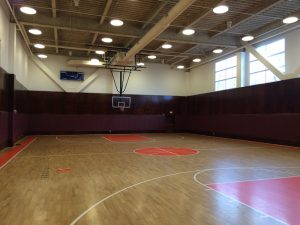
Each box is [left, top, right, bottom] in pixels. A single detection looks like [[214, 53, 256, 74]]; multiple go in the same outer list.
[[1, 0, 300, 225], [0, 134, 299, 225]]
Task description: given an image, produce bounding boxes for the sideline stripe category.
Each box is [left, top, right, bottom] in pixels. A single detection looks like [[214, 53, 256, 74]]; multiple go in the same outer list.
[[0, 136, 37, 169]]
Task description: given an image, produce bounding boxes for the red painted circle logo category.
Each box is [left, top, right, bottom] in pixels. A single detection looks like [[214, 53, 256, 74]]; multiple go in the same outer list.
[[135, 147, 198, 156]]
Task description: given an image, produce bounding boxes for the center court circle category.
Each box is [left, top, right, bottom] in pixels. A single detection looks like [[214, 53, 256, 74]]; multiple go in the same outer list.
[[135, 147, 198, 156]]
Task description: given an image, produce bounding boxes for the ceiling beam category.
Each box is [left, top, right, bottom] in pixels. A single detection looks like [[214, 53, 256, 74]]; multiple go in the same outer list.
[[210, 0, 285, 38], [88, 0, 113, 54], [73, 0, 80, 7], [252, 10, 300, 38], [18, 14, 238, 48], [100, 0, 113, 24], [87, 33, 99, 55], [171, 57, 189, 65], [166, 44, 200, 63], [187, 20, 300, 70], [142, 1, 169, 29], [51, 0, 56, 18], [54, 28, 58, 53], [30, 43, 190, 58], [181, 0, 226, 30], [121, 0, 198, 63], [125, 1, 170, 48]]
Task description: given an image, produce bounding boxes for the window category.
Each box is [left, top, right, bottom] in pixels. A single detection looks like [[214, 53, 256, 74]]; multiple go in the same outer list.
[[215, 56, 237, 91], [249, 39, 285, 85]]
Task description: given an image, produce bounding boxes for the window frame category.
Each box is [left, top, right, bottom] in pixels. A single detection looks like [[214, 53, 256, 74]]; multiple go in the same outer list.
[[249, 38, 285, 86], [215, 55, 238, 91]]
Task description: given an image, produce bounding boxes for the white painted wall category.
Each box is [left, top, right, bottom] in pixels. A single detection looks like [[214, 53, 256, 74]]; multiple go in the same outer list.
[[285, 28, 300, 75], [120, 63, 188, 96], [14, 36, 29, 86], [0, 2, 10, 72], [0, 2, 29, 87], [188, 61, 215, 95], [188, 27, 300, 95], [28, 55, 113, 93], [28, 55, 188, 96]]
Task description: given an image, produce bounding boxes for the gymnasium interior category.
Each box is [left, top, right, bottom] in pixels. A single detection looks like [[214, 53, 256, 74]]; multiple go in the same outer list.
[[0, 0, 300, 224]]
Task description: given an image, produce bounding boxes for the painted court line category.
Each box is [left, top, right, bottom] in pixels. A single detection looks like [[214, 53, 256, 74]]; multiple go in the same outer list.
[[56, 136, 104, 144], [0, 136, 37, 170], [69, 166, 297, 225], [158, 147, 179, 156], [206, 174, 300, 186], [102, 134, 154, 143], [19, 152, 134, 158], [102, 135, 156, 143]]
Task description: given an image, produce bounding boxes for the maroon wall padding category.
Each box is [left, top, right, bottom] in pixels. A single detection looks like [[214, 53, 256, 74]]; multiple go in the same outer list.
[[176, 114, 300, 145], [21, 91, 180, 115], [0, 111, 9, 149], [5, 77, 300, 146], [176, 78, 300, 146], [13, 113, 29, 142], [0, 68, 15, 148], [28, 114, 167, 134]]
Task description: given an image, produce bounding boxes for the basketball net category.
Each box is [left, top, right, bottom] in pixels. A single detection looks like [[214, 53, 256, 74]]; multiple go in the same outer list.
[[120, 106, 125, 112]]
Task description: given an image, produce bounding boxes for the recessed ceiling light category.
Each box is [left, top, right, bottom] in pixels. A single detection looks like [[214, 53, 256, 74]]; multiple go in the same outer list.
[[90, 58, 102, 65], [110, 19, 124, 26], [95, 50, 105, 55], [37, 54, 47, 59], [137, 62, 145, 66], [34, 43, 45, 49], [213, 49, 223, 54], [28, 29, 42, 35], [101, 37, 113, 43], [193, 58, 201, 63], [162, 43, 172, 49], [20, 6, 37, 15], [242, 35, 254, 42], [213, 5, 229, 14], [283, 16, 299, 24], [148, 55, 156, 59], [182, 28, 195, 36], [177, 65, 185, 69]]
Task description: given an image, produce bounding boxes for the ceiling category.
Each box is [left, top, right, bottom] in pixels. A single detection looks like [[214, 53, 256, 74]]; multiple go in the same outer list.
[[6, 0, 300, 68]]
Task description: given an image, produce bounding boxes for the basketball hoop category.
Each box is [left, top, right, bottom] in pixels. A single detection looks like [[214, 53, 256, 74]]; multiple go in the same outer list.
[[112, 96, 131, 111]]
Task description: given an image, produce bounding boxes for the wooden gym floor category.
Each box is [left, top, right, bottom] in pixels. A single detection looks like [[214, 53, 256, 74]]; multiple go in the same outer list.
[[0, 133, 300, 225]]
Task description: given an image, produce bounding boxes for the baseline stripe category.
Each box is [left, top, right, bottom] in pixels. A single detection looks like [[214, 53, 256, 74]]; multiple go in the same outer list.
[[0, 136, 37, 169]]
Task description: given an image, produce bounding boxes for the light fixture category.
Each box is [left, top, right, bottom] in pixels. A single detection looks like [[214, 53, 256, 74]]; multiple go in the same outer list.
[[137, 62, 145, 66], [182, 28, 195, 36], [242, 35, 254, 42], [177, 65, 185, 69], [20, 6, 36, 15], [37, 54, 47, 59], [101, 37, 113, 43], [213, 49, 223, 54], [34, 43, 45, 49], [28, 29, 42, 35], [193, 58, 201, 63], [162, 43, 172, 49], [90, 58, 102, 65], [148, 55, 156, 59], [95, 50, 105, 55], [213, 5, 229, 14], [110, 19, 124, 26], [283, 16, 299, 24]]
